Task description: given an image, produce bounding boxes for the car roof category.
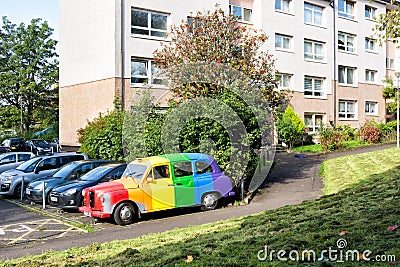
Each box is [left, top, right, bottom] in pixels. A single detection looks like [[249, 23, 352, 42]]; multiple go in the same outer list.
[[38, 153, 89, 159], [135, 153, 213, 165]]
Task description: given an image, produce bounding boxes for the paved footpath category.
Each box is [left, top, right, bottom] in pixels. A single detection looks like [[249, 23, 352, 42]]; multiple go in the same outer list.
[[0, 144, 395, 260]]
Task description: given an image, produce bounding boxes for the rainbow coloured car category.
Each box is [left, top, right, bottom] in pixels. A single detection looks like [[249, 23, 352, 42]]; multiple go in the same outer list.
[[79, 153, 235, 225]]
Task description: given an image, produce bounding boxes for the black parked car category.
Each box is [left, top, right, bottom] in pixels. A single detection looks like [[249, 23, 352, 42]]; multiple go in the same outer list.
[[25, 139, 53, 155], [49, 163, 126, 209], [0, 138, 26, 153]]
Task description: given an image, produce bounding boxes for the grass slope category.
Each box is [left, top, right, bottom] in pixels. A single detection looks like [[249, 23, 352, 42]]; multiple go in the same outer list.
[[2, 148, 400, 267]]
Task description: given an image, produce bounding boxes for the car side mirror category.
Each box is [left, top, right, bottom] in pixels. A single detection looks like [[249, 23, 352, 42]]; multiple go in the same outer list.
[[146, 177, 154, 183]]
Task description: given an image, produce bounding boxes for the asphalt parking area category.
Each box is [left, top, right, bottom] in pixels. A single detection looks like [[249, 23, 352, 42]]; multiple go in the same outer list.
[[0, 218, 87, 247]]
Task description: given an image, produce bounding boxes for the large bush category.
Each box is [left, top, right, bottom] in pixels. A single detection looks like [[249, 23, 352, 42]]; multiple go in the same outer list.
[[360, 120, 382, 143], [276, 106, 305, 149], [318, 124, 347, 151], [78, 109, 124, 160]]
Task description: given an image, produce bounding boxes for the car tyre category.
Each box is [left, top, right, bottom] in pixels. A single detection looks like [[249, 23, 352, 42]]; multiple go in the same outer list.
[[113, 202, 136, 226], [201, 192, 219, 211], [13, 183, 22, 198]]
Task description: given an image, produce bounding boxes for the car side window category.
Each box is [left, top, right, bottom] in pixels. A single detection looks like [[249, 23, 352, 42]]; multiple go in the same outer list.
[[68, 163, 92, 180], [151, 165, 170, 180], [18, 154, 31, 161], [195, 161, 214, 175], [103, 166, 126, 182], [174, 162, 193, 178], [0, 155, 16, 164], [37, 157, 58, 171]]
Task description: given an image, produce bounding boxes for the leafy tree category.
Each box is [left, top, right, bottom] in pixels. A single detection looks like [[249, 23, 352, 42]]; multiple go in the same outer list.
[[375, 1, 400, 45], [0, 16, 58, 134], [276, 106, 305, 149], [153, 8, 284, 187], [382, 77, 397, 114]]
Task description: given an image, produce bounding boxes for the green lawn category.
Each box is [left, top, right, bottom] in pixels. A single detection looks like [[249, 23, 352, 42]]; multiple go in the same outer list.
[[2, 148, 400, 267], [292, 140, 370, 153]]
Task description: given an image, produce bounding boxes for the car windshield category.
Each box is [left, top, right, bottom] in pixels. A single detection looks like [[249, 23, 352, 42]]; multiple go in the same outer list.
[[16, 157, 43, 172], [32, 140, 49, 146], [51, 162, 80, 178], [123, 163, 148, 179], [79, 166, 111, 181]]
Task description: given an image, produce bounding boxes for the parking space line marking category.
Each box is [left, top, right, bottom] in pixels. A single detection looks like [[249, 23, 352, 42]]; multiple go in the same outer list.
[[8, 219, 50, 245]]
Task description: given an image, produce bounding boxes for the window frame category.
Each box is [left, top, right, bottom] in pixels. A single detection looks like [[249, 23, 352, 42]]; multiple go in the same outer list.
[[275, 33, 293, 51], [131, 8, 168, 38], [304, 113, 324, 134], [229, 5, 252, 23], [365, 37, 376, 52], [365, 69, 377, 83], [275, 0, 292, 13], [386, 57, 395, 70], [304, 2, 323, 26], [304, 40, 324, 61], [365, 101, 378, 116], [338, 100, 357, 120], [304, 76, 324, 98], [338, 32, 356, 53], [338, 65, 356, 86], [365, 5, 376, 20], [338, 0, 355, 20], [131, 58, 166, 86], [276, 73, 292, 89]]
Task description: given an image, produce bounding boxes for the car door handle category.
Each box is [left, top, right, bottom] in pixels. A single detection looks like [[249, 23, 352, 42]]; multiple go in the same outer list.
[[168, 184, 174, 186], [175, 183, 182, 186]]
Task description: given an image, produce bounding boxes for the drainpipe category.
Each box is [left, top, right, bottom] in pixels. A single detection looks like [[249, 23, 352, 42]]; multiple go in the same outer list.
[[331, 0, 337, 125], [120, 0, 125, 110]]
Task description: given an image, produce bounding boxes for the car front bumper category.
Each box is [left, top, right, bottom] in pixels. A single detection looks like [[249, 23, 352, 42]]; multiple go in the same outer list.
[[79, 206, 111, 219]]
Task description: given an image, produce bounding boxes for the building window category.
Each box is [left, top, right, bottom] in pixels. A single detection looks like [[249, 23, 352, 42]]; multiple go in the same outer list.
[[275, 34, 292, 50], [339, 100, 356, 119], [365, 69, 376, 83], [338, 66, 356, 85], [276, 73, 292, 89], [365, 5, 376, 20], [338, 0, 354, 19], [365, 38, 376, 52], [229, 5, 252, 22], [304, 40, 324, 61], [304, 3, 323, 26], [275, 0, 292, 13], [338, 32, 355, 53], [365, 102, 377, 115], [386, 58, 395, 69], [304, 76, 324, 97], [304, 113, 324, 133], [131, 58, 165, 85], [131, 9, 168, 38]]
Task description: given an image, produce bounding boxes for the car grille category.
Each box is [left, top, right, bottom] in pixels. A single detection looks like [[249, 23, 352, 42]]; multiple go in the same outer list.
[[89, 191, 95, 208]]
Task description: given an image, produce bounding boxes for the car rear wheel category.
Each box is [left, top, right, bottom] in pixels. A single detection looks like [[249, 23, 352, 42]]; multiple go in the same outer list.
[[113, 202, 136, 226], [201, 192, 219, 211]]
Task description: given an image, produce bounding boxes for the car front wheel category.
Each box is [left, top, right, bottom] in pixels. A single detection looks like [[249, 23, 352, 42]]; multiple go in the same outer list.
[[113, 202, 136, 226]]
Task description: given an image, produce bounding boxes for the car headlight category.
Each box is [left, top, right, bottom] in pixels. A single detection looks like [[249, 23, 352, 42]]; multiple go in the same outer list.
[[64, 188, 78, 196], [33, 183, 45, 190], [1, 174, 19, 183]]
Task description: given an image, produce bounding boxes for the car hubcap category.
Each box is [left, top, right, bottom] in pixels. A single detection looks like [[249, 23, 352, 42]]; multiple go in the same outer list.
[[204, 194, 216, 208], [120, 206, 132, 221]]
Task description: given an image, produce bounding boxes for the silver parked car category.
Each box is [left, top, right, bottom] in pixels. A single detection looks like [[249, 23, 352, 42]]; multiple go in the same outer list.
[[0, 153, 89, 197], [0, 152, 35, 174]]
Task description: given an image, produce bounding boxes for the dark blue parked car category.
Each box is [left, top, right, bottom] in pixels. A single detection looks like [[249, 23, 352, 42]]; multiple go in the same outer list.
[[49, 163, 126, 209]]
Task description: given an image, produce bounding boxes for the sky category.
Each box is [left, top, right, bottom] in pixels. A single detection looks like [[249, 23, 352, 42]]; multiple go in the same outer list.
[[0, 0, 59, 41]]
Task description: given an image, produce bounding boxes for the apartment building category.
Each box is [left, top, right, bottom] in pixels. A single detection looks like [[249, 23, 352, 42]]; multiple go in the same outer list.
[[59, 0, 396, 146]]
